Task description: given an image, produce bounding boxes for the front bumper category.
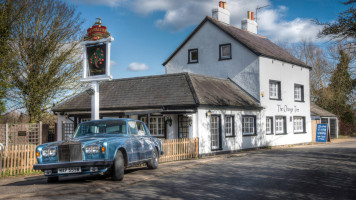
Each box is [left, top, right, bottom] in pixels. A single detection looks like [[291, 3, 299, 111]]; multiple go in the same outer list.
[[33, 160, 113, 170]]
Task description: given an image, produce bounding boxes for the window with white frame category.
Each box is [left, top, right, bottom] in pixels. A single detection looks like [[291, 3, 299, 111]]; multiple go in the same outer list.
[[225, 115, 234, 137], [275, 116, 286, 134], [149, 116, 165, 137], [294, 84, 304, 102], [266, 117, 273, 135], [242, 116, 256, 135], [219, 44, 231, 60], [269, 80, 281, 99], [293, 116, 305, 133], [188, 49, 198, 63]]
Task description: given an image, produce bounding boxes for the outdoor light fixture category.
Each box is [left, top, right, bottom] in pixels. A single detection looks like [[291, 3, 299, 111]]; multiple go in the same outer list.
[[86, 88, 95, 95], [164, 116, 172, 127], [206, 110, 212, 117], [188, 117, 193, 126]]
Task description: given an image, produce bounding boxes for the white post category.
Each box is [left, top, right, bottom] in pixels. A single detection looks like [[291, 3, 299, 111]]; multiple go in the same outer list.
[[5, 123, 8, 147], [91, 81, 100, 120], [82, 44, 88, 79], [106, 42, 111, 77]]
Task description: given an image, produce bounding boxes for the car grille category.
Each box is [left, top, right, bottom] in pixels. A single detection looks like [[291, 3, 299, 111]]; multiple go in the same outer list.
[[58, 142, 82, 162]]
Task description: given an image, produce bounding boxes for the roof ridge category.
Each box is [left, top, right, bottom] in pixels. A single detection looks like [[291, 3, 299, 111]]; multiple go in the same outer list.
[[206, 16, 267, 38], [108, 72, 187, 82]]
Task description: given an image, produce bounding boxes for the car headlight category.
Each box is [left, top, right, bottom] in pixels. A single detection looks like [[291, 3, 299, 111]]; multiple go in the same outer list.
[[42, 148, 57, 157], [85, 145, 100, 154], [42, 149, 48, 157], [49, 148, 57, 156]]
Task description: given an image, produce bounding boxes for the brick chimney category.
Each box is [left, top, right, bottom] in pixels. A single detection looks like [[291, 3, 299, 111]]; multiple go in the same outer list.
[[241, 11, 258, 34], [212, 1, 230, 24]]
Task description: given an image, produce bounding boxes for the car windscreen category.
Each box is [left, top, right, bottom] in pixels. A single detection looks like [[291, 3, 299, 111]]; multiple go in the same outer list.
[[73, 120, 127, 138]]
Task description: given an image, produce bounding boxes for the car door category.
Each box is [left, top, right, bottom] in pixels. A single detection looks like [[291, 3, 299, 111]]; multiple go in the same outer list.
[[137, 121, 154, 160], [128, 121, 143, 161]]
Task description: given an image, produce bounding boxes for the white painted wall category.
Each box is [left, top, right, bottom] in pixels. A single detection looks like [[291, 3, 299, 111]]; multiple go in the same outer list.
[[259, 57, 312, 145], [165, 22, 260, 99], [196, 107, 263, 155]]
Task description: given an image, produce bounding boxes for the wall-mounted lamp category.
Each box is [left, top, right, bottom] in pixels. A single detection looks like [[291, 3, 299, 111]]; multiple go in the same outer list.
[[188, 117, 193, 126], [206, 110, 212, 117], [86, 88, 94, 95], [261, 91, 264, 97], [164, 116, 172, 127]]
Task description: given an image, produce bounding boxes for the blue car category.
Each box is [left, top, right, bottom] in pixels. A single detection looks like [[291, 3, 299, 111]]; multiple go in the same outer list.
[[33, 119, 163, 182]]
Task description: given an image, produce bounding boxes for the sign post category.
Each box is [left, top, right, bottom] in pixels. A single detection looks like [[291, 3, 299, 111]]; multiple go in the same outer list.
[[315, 124, 328, 143], [80, 18, 114, 120]]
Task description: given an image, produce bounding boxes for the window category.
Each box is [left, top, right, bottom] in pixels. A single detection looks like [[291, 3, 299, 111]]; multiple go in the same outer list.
[[269, 80, 281, 100], [139, 115, 148, 125], [293, 116, 306, 133], [225, 115, 235, 137], [128, 121, 138, 135], [266, 117, 273, 135], [275, 116, 286, 134], [294, 84, 304, 102], [149, 116, 165, 137], [219, 44, 231, 60], [137, 121, 147, 136], [188, 49, 198, 63], [211, 115, 221, 150], [178, 115, 189, 138], [242, 115, 256, 135]]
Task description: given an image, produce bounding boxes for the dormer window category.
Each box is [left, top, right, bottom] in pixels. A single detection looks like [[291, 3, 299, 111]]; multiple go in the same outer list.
[[188, 49, 198, 63], [219, 44, 231, 60]]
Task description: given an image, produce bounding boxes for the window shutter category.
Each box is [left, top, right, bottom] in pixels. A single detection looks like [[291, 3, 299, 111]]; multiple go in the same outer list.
[[278, 82, 281, 99], [283, 116, 287, 134], [301, 86, 304, 101]]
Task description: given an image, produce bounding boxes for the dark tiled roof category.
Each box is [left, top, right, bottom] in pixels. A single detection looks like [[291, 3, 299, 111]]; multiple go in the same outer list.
[[163, 16, 310, 69], [52, 73, 261, 112], [310, 103, 337, 117]]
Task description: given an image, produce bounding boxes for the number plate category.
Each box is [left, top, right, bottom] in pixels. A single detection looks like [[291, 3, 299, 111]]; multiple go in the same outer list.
[[58, 167, 81, 174]]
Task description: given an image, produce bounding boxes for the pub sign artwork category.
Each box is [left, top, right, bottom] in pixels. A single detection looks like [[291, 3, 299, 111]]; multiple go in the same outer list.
[[87, 44, 106, 76]]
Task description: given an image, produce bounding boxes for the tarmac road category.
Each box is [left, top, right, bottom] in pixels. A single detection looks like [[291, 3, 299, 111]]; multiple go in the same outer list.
[[1, 139, 355, 200]]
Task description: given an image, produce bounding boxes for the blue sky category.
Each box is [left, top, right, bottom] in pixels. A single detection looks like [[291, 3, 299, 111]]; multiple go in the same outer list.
[[66, 0, 347, 79]]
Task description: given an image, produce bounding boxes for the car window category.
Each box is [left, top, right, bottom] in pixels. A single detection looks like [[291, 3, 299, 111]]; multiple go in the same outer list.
[[74, 120, 127, 138], [137, 122, 147, 136], [128, 121, 138, 136]]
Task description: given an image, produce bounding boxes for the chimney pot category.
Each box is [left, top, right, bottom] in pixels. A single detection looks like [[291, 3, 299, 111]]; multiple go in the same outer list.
[[251, 12, 255, 20], [212, 1, 230, 24]]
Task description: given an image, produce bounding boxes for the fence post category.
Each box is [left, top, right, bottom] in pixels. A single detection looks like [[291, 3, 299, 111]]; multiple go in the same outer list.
[[5, 123, 8, 148], [39, 122, 42, 145]]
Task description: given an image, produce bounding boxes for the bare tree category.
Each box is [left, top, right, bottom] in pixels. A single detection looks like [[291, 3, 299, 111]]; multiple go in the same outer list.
[[7, 0, 84, 122]]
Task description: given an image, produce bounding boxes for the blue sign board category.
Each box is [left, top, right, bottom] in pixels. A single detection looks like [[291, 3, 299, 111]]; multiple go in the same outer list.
[[316, 124, 328, 142]]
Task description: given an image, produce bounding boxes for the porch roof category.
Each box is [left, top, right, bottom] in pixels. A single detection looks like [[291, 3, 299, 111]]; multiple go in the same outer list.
[[52, 73, 261, 113], [310, 103, 337, 117]]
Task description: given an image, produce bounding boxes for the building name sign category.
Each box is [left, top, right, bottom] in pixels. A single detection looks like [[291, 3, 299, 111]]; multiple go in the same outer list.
[[277, 105, 300, 114]]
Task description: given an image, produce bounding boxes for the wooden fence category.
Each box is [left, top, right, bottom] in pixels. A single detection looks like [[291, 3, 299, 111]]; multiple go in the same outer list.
[[0, 144, 40, 177], [159, 138, 199, 163], [0, 138, 199, 177]]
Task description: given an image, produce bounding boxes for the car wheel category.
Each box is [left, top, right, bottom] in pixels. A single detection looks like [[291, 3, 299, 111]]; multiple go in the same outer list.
[[147, 148, 159, 169], [47, 176, 59, 183], [112, 150, 125, 181]]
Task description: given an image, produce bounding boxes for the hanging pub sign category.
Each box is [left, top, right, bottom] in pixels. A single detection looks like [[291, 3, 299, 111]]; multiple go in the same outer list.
[[80, 18, 114, 82], [86, 44, 106, 76]]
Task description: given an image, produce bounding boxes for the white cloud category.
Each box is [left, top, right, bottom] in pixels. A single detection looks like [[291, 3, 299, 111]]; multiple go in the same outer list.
[[70, 0, 126, 7], [110, 60, 116, 66], [257, 6, 324, 43], [131, 0, 270, 31], [127, 62, 149, 71], [72, 0, 326, 43]]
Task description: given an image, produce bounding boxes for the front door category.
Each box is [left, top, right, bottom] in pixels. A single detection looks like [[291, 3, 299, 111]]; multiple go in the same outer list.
[[178, 115, 189, 139], [128, 121, 143, 161], [210, 115, 221, 150]]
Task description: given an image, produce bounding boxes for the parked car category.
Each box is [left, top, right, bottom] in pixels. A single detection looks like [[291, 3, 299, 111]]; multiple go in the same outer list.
[[34, 119, 163, 182]]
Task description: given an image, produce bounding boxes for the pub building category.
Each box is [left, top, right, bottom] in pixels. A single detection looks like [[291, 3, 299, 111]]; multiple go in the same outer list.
[[53, 2, 337, 155]]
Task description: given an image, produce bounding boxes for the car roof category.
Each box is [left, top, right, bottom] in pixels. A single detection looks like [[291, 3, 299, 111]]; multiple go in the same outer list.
[[81, 118, 143, 124]]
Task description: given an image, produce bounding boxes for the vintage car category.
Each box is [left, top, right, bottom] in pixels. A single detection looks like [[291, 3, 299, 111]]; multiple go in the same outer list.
[[33, 119, 163, 182]]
